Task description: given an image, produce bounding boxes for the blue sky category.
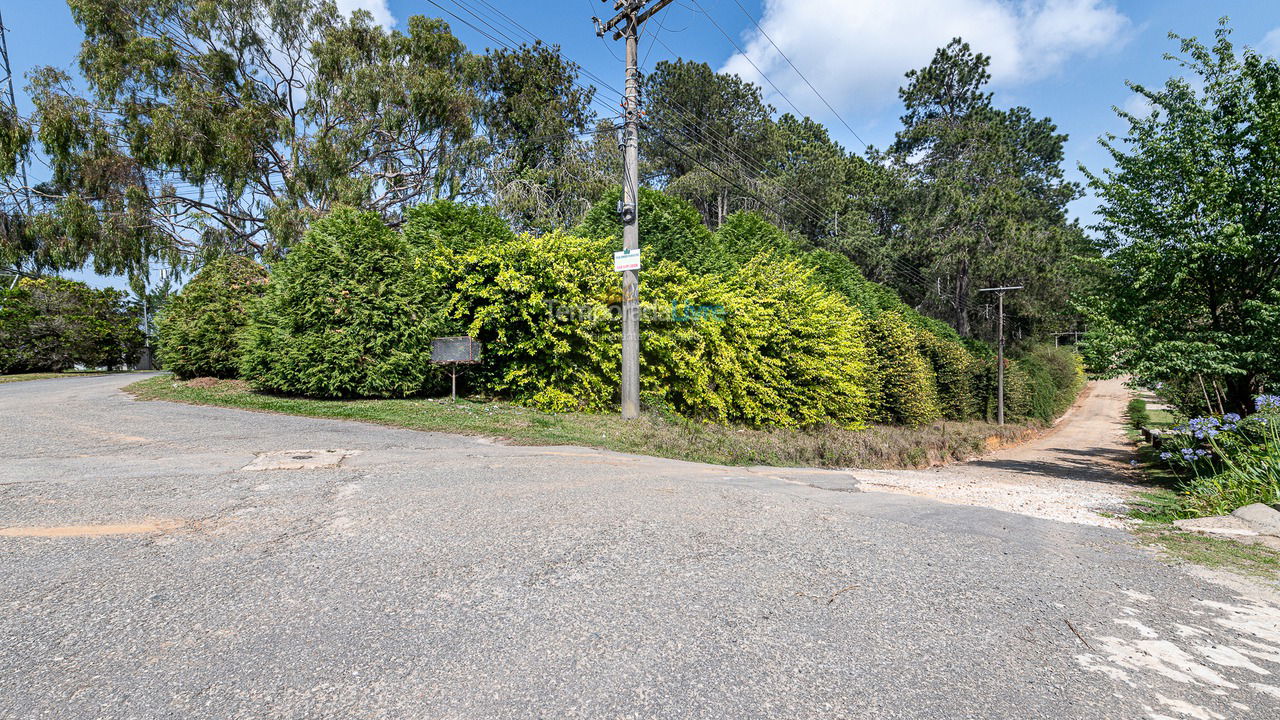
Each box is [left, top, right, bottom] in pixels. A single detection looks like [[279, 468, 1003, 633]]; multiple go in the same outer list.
[[4, 0, 1280, 290]]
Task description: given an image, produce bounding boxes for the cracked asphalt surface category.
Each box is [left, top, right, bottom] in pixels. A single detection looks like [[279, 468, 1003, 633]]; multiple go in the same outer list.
[[3, 374, 1280, 719]]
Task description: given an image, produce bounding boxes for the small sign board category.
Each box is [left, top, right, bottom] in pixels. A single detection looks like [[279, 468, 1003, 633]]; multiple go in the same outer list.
[[613, 248, 641, 272], [431, 336, 482, 365]]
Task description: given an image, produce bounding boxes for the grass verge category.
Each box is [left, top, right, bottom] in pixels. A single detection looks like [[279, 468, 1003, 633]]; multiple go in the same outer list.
[[1132, 522, 1280, 579], [126, 375, 1040, 470], [0, 370, 122, 384]]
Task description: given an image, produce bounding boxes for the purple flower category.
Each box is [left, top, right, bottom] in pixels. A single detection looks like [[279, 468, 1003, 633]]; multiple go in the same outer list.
[[1160, 452, 1172, 460], [1224, 413, 1241, 423]]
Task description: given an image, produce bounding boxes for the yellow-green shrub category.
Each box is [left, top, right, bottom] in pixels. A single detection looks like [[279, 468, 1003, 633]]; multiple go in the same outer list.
[[643, 254, 873, 427], [440, 234, 873, 427], [868, 312, 942, 425], [439, 230, 619, 411], [918, 331, 978, 420]]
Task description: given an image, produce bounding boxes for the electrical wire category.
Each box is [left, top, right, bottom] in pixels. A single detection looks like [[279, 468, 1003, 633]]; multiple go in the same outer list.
[[726, 0, 867, 149]]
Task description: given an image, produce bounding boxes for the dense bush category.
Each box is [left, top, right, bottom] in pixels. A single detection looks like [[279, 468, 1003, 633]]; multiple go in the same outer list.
[[155, 256, 267, 379], [402, 200, 514, 254], [645, 253, 874, 427], [439, 230, 619, 411], [439, 228, 873, 426], [713, 211, 797, 267], [1017, 345, 1086, 422], [240, 207, 441, 398], [577, 186, 722, 273], [1127, 397, 1150, 429], [867, 312, 941, 425], [918, 330, 977, 420], [0, 277, 143, 372]]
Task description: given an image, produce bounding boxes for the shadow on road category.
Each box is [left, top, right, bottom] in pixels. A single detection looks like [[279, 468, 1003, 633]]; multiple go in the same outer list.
[[965, 444, 1140, 485]]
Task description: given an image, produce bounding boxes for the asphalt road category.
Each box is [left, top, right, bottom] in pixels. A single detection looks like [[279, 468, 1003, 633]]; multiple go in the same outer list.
[[3, 374, 1279, 719]]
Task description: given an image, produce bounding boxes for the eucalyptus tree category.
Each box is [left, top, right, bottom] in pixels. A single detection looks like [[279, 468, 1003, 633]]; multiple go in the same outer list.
[[5, 0, 484, 277]]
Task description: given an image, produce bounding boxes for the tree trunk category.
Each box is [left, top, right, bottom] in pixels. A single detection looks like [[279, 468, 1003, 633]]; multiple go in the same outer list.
[[955, 260, 971, 337]]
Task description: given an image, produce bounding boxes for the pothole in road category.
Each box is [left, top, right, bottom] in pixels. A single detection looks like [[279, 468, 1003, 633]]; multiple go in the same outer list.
[[241, 449, 361, 471]]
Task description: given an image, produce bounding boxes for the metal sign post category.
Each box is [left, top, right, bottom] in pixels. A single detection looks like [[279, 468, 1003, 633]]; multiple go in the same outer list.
[[431, 337, 482, 402]]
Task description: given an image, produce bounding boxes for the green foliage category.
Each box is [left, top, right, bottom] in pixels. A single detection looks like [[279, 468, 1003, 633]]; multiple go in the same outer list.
[[155, 256, 267, 379], [240, 207, 440, 398], [1084, 21, 1280, 415], [876, 38, 1089, 340], [919, 330, 977, 420], [576, 186, 722, 273], [6, 1, 596, 276], [403, 200, 515, 255], [640, 59, 776, 227], [1155, 408, 1280, 517], [438, 226, 872, 426], [644, 254, 874, 428], [1127, 398, 1150, 429], [713, 211, 797, 267], [974, 344, 1082, 423], [868, 312, 941, 425], [439, 229, 618, 411], [0, 277, 143, 373]]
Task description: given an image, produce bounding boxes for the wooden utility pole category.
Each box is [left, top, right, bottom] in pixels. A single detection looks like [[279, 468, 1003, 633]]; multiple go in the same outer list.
[[596, 0, 673, 419], [978, 286, 1023, 425]]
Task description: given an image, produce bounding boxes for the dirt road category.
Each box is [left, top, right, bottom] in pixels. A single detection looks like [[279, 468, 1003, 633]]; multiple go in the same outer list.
[[851, 377, 1142, 527]]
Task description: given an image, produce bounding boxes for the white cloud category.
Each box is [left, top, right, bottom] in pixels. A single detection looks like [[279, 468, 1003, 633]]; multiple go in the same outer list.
[[1121, 92, 1153, 118], [720, 0, 1129, 116], [336, 0, 395, 28], [1260, 27, 1280, 57]]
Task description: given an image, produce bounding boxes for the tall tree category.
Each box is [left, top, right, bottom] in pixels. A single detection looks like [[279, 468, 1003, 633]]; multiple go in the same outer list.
[[766, 114, 849, 241], [1084, 21, 1280, 414], [477, 41, 604, 233], [885, 39, 1085, 339], [640, 59, 776, 228], [3, 0, 483, 277]]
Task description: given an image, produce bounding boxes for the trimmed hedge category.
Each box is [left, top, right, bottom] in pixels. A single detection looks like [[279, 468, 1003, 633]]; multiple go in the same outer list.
[[577, 186, 723, 274], [437, 230, 873, 427], [155, 256, 267, 379], [240, 207, 441, 398], [645, 253, 873, 427], [868, 312, 941, 425]]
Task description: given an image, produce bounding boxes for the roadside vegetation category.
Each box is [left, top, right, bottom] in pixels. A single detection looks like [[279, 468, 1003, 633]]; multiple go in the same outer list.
[[128, 374, 1038, 470], [0, 278, 143, 373], [0, 370, 117, 384], [1127, 396, 1280, 520]]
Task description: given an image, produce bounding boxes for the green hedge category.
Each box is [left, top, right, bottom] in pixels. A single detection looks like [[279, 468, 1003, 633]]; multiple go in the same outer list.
[[0, 277, 142, 373], [868, 312, 941, 425], [438, 229, 873, 427], [155, 256, 267, 379], [240, 207, 442, 398]]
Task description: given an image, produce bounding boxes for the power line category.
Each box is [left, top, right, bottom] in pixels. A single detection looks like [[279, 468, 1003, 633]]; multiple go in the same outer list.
[[433, 0, 951, 312], [726, 0, 867, 150], [682, 0, 809, 127]]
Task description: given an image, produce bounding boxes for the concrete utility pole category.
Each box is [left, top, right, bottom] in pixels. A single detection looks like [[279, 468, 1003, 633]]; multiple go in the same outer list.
[[978, 286, 1023, 425], [596, 0, 673, 420]]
